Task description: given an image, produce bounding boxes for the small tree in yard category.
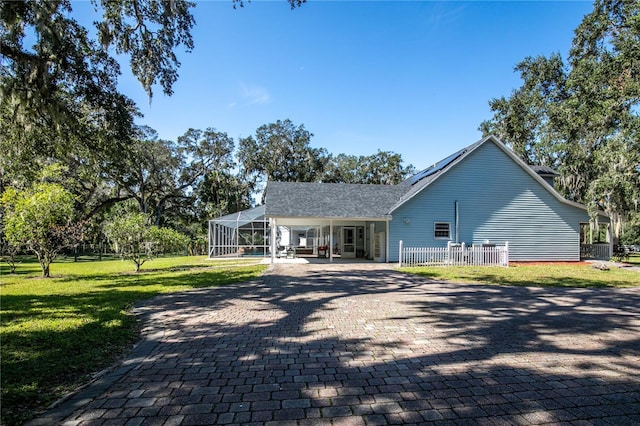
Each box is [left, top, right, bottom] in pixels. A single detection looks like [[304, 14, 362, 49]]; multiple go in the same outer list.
[[0, 223, 20, 274], [1, 182, 83, 277], [104, 212, 189, 272]]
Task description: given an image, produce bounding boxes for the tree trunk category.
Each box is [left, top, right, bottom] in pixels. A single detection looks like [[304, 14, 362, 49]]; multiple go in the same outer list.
[[155, 202, 164, 227], [39, 254, 51, 277], [34, 251, 48, 277], [40, 250, 55, 277]]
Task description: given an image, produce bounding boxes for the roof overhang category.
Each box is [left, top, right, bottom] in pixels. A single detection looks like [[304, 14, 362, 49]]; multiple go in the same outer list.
[[267, 216, 392, 226]]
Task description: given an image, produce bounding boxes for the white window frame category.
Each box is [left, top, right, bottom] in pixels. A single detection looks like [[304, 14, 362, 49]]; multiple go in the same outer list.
[[434, 222, 451, 239]]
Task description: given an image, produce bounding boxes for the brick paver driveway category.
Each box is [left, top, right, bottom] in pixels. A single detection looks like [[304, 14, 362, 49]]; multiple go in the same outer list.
[[33, 262, 640, 425]]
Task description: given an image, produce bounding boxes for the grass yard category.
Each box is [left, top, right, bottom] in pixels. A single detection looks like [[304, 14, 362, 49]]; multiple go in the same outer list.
[[0, 256, 267, 426], [399, 261, 640, 288], [626, 253, 640, 266]]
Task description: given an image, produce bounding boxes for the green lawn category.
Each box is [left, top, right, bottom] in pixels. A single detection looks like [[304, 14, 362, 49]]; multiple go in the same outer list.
[[3, 257, 638, 425], [0, 256, 267, 426], [626, 253, 640, 266], [399, 262, 640, 288]]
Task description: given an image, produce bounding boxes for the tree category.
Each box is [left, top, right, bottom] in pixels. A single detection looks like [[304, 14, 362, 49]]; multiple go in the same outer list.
[[1, 0, 195, 131], [479, 54, 569, 168], [113, 127, 181, 220], [323, 151, 415, 185], [480, 0, 640, 240], [174, 127, 238, 222], [1, 176, 83, 277], [1, 0, 307, 242], [1, 1, 168, 169], [109, 126, 237, 226], [103, 211, 189, 272], [197, 169, 253, 220], [0, 220, 19, 274], [86, 125, 234, 228], [585, 131, 640, 239], [357, 150, 415, 185], [1, 1, 305, 167], [238, 119, 329, 186], [1, 0, 195, 226], [621, 211, 640, 246]]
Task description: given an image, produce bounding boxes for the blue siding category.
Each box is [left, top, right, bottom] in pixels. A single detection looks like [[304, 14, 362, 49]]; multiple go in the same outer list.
[[389, 141, 593, 262]]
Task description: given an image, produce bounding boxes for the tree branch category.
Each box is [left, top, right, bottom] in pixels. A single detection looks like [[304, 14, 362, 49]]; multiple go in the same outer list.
[[83, 194, 135, 220]]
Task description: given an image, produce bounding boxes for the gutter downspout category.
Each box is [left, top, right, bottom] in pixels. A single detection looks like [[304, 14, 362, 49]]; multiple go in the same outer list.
[[455, 201, 459, 243]]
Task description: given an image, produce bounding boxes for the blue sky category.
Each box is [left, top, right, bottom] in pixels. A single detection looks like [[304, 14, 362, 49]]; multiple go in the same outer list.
[[111, 0, 593, 171]]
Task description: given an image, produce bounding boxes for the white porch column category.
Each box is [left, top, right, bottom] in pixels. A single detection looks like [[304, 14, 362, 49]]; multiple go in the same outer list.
[[608, 223, 614, 260], [329, 220, 334, 263], [270, 218, 276, 264], [236, 212, 240, 256], [386, 220, 390, 263]]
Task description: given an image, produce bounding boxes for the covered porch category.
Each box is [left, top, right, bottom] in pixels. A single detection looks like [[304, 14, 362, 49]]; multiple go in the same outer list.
[[263, 181, 405, 263], [579, 221, 613, 260], [208, 207, 390, 263], [267, 217, 389, 263]]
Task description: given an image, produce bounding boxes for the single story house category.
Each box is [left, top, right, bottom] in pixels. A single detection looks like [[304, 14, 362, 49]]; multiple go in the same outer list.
[[209, 135, 611, 262]]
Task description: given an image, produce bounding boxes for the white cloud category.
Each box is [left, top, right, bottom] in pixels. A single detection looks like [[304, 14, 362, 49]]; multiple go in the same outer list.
[[238, 81, 272, 106], [424, 3, 467, 31]]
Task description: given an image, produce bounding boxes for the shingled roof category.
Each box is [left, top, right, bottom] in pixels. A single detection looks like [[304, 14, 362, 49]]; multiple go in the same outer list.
[[264, 138, 485, 219], [265, 181, 405, 219], [530, 165, 560, 177], [263, 136, 579, 220]]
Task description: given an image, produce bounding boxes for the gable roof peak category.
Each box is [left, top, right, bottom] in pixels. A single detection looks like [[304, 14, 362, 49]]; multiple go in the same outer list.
[[392, 134, 596, 215], [402, 135, 493, 188]]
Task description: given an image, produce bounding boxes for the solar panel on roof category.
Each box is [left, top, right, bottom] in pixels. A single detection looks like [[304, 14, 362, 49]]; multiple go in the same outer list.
[[407, 147, 467, 185]]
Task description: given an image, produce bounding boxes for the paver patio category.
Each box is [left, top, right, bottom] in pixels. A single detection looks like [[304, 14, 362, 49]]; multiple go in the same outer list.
[[29, 262, 640, 425]]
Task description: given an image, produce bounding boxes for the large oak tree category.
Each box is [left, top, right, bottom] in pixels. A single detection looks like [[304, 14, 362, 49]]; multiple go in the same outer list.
[[480, 0, 640, 241]]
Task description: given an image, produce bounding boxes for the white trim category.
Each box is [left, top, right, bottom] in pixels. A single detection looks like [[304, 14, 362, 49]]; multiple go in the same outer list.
[[329, 220, 334, 263], [608, 224, 613, 259], [341, 226, 356, 258], [434, 222, 451, 239], [266, 215, 392, 222], [385, 220, 389, 263], [269, 218, 278, 264]]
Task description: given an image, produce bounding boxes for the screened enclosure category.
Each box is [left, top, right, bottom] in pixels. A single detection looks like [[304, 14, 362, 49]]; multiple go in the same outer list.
[[208, 205, 269, 257]]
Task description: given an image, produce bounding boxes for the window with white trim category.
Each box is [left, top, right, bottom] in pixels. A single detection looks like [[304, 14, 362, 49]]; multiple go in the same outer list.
[[434, 222, 451, 239]]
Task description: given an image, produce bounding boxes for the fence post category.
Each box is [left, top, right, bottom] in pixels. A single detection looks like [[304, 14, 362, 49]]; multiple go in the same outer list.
[[504, 241, 509, 266], [461, 242, 466, 267], [399, 240, 403, 267]]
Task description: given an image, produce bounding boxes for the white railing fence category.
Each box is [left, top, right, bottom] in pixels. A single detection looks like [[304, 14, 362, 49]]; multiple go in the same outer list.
[[580, 243, 611, 260], [399, 241, 509, 267]]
